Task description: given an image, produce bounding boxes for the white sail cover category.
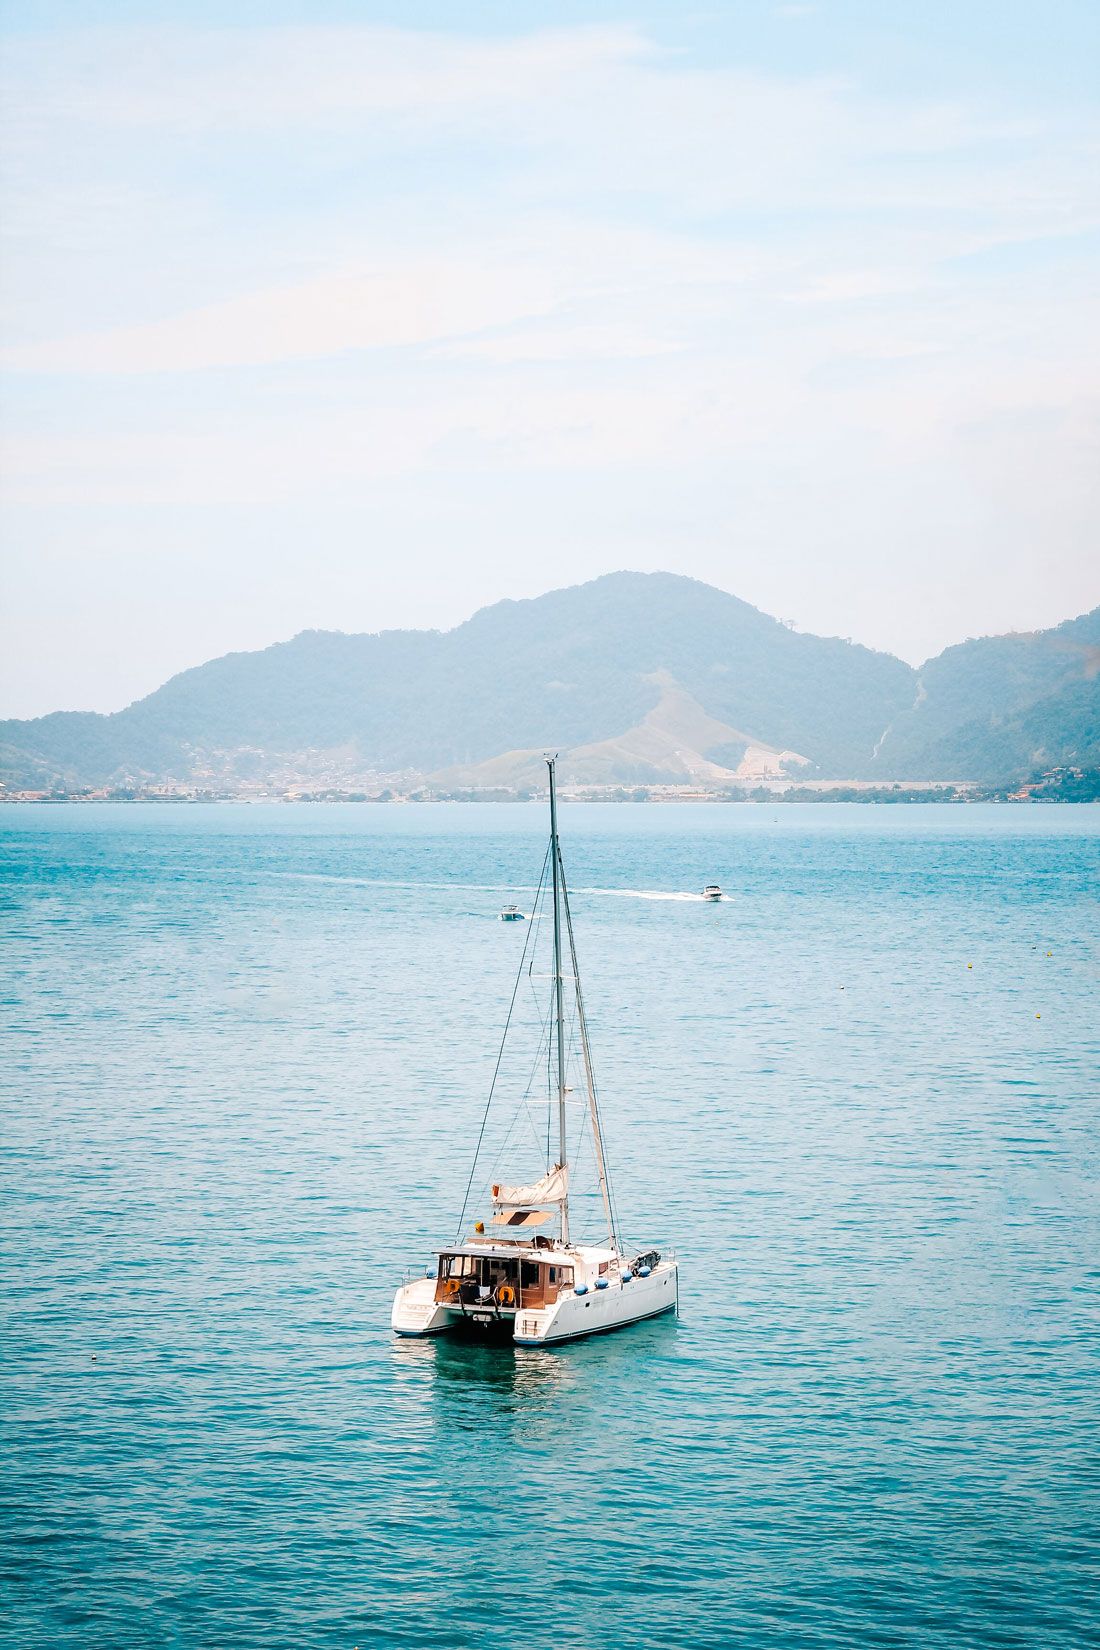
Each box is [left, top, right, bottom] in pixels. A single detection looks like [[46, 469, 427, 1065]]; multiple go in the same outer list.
[[491, 1165, 568, 1208]]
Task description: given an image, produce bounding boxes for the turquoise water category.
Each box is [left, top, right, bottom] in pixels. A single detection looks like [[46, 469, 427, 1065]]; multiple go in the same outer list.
[[2, 802, 1098, 1649]]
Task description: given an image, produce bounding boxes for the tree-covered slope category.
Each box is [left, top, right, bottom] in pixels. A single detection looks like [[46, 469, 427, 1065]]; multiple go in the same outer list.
[[0, 573, 916, 788], [870, 606, 1100, 781], [902, 675, 1100, 784]]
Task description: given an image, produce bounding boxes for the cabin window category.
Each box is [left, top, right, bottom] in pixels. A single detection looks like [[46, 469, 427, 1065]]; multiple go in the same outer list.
[[520, 1261, 540, 1290], [560, 1267, 574, 1287]]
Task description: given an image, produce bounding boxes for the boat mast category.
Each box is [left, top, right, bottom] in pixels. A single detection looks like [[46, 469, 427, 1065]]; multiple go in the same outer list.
[[548, 755, 570, 1246]]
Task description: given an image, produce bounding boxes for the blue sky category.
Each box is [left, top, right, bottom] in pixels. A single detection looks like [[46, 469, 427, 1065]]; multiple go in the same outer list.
[[1, 0, 1097, 715]]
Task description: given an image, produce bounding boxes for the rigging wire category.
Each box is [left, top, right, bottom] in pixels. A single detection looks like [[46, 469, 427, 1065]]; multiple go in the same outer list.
[[453, 839, 552, 1242], [560, 848, 623, 1253], [485, 977, 558, 1184], [451, 825, 626, 1258]]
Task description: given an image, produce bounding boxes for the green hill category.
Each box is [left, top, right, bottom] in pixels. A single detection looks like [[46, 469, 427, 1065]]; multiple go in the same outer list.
[[869, 607, 1100, 783], [0, 574, 914, 789], [1, 573, 1095, 791]]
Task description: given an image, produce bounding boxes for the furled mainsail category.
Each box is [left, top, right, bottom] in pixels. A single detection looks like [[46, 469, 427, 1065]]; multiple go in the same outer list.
[[491, 1165, 568, 1208]]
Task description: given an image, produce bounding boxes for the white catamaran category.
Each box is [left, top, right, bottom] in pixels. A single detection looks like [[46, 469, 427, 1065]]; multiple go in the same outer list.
[[392, 757, 678, 1347]]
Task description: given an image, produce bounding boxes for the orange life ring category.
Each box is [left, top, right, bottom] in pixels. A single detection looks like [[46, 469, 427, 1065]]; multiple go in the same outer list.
[[496, 1283, 516, 1307], [441, 1277, 462, 1297]]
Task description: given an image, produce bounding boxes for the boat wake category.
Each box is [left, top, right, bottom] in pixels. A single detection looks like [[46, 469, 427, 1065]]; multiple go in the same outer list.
[[578, 888, 729, 903], [273, 872, 726, 903], [274, 872, 541, 894]]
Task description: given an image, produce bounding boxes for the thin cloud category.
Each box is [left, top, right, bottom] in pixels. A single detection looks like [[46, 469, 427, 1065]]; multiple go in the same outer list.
[[0, 14, 1097, 697], [0, 23, 655, 132]]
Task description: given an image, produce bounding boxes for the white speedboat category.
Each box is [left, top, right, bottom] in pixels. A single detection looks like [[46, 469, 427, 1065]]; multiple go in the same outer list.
[[702, 884, 722, 900], [393, 757, 678, 1347], [499, 904, 525, 922]]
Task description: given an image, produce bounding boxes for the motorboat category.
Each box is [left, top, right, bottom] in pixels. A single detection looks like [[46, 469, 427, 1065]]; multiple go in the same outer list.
[[499, 905, 525, 922], [702, 884, 722, 900], [393, 756, 678, 1347]]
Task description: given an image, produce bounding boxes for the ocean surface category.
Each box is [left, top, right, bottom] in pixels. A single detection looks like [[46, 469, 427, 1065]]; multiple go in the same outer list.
[[2, 802, 1098, 1650]]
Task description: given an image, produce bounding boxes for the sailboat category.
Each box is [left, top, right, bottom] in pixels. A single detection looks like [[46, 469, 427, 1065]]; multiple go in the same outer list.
[[392, 756, 678, 1346]]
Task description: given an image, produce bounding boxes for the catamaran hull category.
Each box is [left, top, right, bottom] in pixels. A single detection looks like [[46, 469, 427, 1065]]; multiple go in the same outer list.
[[391, 1276, 453, 1336], [392, 1262, 678, 1345], [513, 1262, 678, 1346]]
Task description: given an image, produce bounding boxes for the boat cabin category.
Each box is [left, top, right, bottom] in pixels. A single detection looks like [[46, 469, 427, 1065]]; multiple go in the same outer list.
[[434, 1244, 576, 1311]]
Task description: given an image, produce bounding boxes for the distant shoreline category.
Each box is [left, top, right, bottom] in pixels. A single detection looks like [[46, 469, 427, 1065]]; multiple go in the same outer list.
[[3, 779, 1097, 807]]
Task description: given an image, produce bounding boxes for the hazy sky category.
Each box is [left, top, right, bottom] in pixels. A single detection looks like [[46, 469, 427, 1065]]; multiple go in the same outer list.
[[1, 0, 1098, 717]]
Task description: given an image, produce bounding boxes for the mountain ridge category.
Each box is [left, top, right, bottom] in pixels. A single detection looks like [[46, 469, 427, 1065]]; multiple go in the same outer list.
[[1, 572, 1096, 792]]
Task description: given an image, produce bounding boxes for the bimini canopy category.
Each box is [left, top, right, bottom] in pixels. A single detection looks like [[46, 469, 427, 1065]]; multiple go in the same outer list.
[[490, 1208, 551, 1227], [491, 1165, 568, 1208]]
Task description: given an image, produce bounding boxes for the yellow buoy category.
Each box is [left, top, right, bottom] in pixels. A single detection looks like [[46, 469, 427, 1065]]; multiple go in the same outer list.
[[1047, 951, 1052, 957], [1036, 1013, 1041, 1019], [967, 963, 972, 970]]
